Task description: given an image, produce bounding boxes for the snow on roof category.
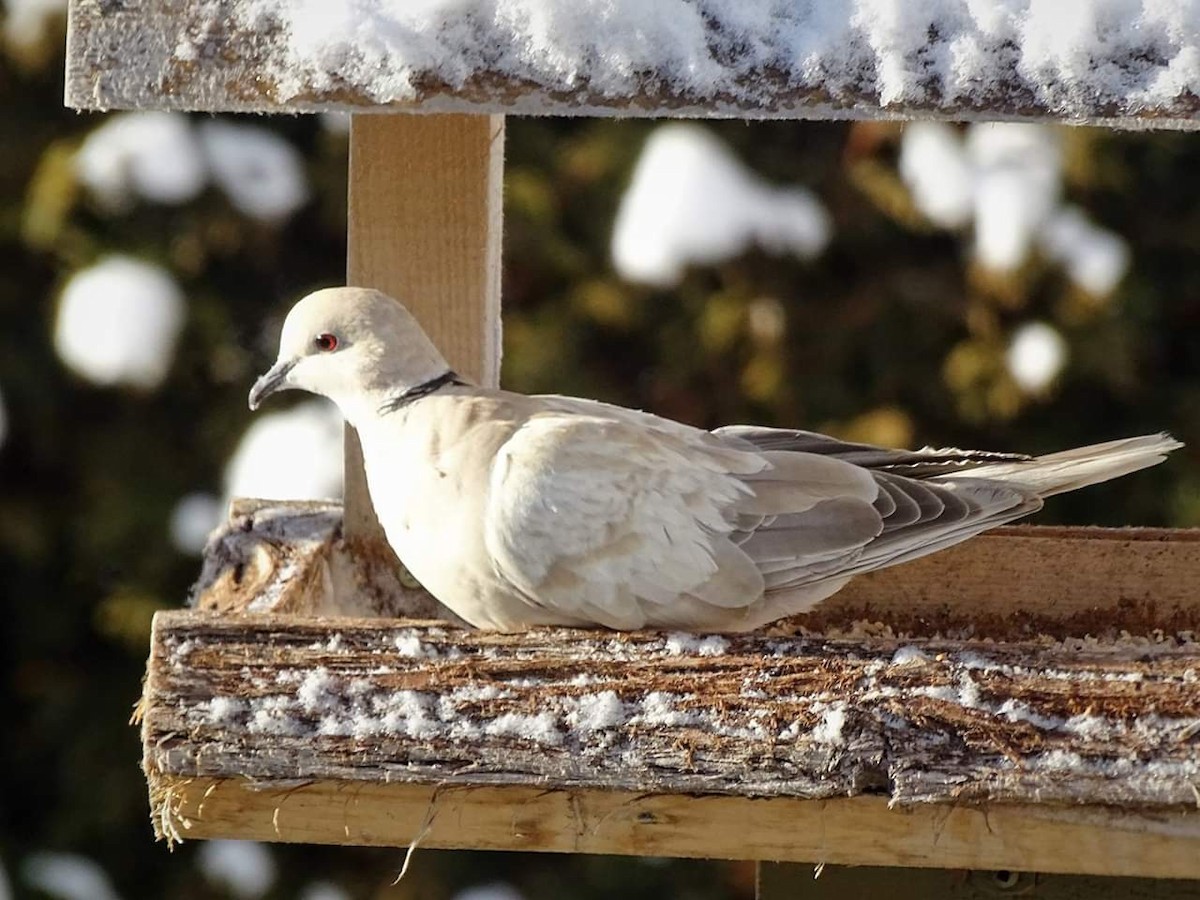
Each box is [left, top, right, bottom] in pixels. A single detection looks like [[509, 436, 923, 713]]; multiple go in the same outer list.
[[54, 256, 185, 390], [611, 124, 830, 286], [159, 0, 1200, 123]]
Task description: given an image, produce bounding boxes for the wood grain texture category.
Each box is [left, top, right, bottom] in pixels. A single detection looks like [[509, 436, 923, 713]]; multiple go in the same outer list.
[[343, 113, 504, 548], [810, 526, 1200, 638], [347, 114, 503, 387], [66, 0, 1200, 128], [142, 612, 1200, 876], [154, 779, 1200, 879]]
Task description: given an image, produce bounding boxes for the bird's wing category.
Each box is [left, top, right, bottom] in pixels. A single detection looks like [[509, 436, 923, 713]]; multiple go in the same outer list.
[[745, 471, 1039, 599], [483, 407, 883, 629], [714, 425, 1031, 477]]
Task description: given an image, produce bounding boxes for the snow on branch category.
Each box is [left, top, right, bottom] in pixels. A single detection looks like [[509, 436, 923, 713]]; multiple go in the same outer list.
[[68, 0, 1200, 127]]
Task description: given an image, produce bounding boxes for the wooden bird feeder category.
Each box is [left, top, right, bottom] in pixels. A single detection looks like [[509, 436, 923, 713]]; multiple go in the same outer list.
[[67, 3, 1200, 895]]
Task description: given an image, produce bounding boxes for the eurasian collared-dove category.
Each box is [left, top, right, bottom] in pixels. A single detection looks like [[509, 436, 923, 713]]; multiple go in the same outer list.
[[249, 287, 1181, 632]]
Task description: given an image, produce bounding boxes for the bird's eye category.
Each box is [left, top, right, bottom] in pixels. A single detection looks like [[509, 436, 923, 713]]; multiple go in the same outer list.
[[314, 333, 339, 352]]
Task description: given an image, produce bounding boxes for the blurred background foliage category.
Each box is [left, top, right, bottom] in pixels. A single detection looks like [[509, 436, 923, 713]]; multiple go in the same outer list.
[[1, 6, 1197, 900]]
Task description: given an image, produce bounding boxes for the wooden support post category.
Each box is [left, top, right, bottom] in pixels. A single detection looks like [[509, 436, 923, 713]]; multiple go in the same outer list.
[[344, 113, 505, 542]]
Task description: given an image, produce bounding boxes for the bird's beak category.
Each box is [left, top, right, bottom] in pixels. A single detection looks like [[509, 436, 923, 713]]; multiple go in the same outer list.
[[248, 358, 297, 410]]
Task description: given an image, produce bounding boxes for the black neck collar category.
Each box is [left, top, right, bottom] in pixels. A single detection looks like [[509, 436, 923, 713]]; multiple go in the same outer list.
[[378, 369, 465, 415]]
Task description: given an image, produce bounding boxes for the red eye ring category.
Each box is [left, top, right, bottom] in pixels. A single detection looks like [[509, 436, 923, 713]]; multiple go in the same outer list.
[[314, 333, 338, 352]]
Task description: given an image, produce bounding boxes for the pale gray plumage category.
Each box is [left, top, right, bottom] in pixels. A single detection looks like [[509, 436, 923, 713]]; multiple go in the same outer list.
[[249, 287, 1183, 632]]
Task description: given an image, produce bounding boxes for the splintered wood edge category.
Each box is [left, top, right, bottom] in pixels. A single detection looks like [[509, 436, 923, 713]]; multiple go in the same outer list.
[[146, 776, 1200, 879], [65, 0, 1200, 128]]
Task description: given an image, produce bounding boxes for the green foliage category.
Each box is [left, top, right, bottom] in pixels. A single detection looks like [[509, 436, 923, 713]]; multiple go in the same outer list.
[[0, 10, 1196, 900]]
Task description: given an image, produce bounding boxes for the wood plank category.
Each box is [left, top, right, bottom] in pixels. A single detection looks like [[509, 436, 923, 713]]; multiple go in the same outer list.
[[347, 114, 503, 387], [808, 526, 1200, 638], [66, 0, 1200, 129], [343, 113, 503, 555], [758, 863, 1200, 897], [192, 502, 1200, 638], [141, 611, 1200, 870], [152, 779, 1200, 880]]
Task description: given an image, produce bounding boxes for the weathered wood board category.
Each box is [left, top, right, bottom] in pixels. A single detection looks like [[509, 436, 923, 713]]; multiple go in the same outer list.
[[143, 612, 1200, 877], [157, 781, 1200, 880], [66, 0, 1200, 129]]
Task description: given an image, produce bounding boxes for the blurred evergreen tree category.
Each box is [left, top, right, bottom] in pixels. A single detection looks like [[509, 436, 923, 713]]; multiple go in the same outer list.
[[0, 6, 1196, 900]]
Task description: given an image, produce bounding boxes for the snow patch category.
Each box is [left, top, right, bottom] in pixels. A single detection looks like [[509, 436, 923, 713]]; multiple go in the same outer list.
[[169, 491, 224, 555], [1040, 205, 1130, 295], [1006, 321, 1068, 393], [199, 120, 309, 221], [394, 631, 442, 658], [55, 257, 185, 390], [22, 854, 120, 900], [297, 667, 341, 715], [663, 632, 730, 657], [997, 698, 1064, 730], [484, 712, 563, 746], [206, 696, 250, 725], [637, 691, 700, 727], [4, 0, 67, 49], [568, 690, 628, 730], [452, 884, 527, 900], [612, 124, 830, 286], [247, 694, 306, 736], [299, 883, 352, 900], [224, 400, 344, 502], [810, 702, 848, 746], [75, 113, 310, 222], [898, 122, 974, 229], [76, 113, 207, 211], [891, 645, 930, 666], [196, 841, 277, 900], [899, 122, 1130, 291], [967, 123, 1063, 272]]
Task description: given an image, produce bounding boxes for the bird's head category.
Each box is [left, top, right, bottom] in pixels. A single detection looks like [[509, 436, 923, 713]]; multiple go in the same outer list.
[[248, 287, 451, 426]]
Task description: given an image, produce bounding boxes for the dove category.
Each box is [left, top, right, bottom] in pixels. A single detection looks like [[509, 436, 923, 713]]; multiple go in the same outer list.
[[249, 287, 1182, 632]]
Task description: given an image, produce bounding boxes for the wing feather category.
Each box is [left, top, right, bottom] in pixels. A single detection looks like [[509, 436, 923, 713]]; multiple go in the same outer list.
[[485, 413, 766, 624]]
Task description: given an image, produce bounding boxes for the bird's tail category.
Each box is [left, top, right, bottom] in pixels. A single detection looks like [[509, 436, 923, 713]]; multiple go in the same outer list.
[[942, 433, 1183, 497]]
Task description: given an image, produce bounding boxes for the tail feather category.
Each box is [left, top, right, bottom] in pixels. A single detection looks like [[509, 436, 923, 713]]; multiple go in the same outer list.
[[941, 433, 1183, 498]]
